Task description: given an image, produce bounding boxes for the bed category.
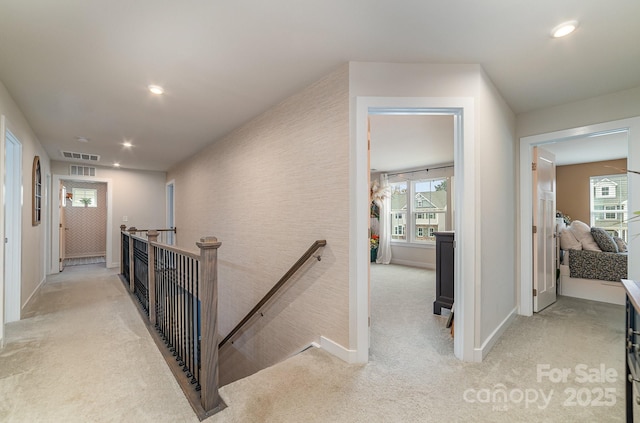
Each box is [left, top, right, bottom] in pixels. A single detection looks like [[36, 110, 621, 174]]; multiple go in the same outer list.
[[557, 219, 628, 305], [558, 249, 627, 305]]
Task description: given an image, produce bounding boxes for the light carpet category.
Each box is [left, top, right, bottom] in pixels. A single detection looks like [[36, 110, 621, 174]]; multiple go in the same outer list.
[[0, 263, 627, 422]]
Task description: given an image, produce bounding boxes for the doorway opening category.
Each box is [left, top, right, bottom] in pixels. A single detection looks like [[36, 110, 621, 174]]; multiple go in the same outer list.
[[166, 180, 175, 245], [60, 180, 108, 269], [353, 96, 477, 363], [4, 127, 22, 323], [518, 117, 639, 315], [51, 175, 114, 273], [368, 112, 455, 360]]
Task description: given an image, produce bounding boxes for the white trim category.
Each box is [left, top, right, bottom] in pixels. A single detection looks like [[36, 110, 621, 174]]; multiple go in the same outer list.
[[51, 175, 114, 273], [22, 275, 47, 313], [3, 124, 22, 323], [473, 307, 517, 361], [0, 115, 5, 344], [352, 96, 476, 363], [519, 116, 640, 315], [389, 258, 435, 270], [319, 336, 358, 363], [166, 179, 176, 245]]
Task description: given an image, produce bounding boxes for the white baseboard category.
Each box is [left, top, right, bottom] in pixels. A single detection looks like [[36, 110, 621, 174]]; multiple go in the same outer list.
[[473, 306, 517, 361], [319, 336, 358, 363], [389, 258, 435, 270], [22, 276, 47, 316], [108, 262, 120, 269]]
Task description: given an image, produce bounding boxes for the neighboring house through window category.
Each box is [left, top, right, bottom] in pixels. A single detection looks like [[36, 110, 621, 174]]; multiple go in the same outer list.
[[590, 174, 628, 241], [389, 170, 453, 245]]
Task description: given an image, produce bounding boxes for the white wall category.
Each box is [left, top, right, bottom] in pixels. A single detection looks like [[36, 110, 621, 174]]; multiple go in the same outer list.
[[516, 85, 640, 282], [390, 245, 435, 269], [477, 69, 518, 344], [50, 161, 166, 268], [349, 62, 516, 360], [0, 79, 51, 333]]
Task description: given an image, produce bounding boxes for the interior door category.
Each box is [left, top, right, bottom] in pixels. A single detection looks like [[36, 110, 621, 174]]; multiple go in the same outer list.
[[533, 146, 557, 312], [59, 184, 66, 271]]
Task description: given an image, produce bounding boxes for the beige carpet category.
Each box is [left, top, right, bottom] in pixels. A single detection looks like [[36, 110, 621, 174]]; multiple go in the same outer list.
[[212, 264, 626, 422], [0, 263, 627, 422]]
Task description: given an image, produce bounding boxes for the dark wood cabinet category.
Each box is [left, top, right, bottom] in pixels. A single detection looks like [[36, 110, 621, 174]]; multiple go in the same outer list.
[[434, 231, 454, 315], [624, 279, 640, 422]]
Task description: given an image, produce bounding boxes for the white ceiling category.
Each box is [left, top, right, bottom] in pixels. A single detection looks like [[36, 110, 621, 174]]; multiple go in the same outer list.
[[0, 1, 639, 172], [369, 114, 453, 172], [539, 130, 628, 166]]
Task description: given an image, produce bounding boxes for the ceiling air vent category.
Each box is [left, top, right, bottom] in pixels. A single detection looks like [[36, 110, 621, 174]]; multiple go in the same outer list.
[[70, 165, 96, 177], [61, 150, 100, 162]]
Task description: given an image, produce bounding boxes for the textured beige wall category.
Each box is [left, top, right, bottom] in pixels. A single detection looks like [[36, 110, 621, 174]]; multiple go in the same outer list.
[[168, 65, 350, 383], [556, 158, 627, 224], [63, 181, 107, 258]]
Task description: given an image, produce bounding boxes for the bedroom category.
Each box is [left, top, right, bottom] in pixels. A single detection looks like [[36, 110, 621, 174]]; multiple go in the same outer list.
[[535, 128, 629, 306]]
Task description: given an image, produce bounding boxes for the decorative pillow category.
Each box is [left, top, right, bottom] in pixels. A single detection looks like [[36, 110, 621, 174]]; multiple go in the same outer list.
[[613, 236, 628, 253], [568, 220, 601, 251], [590, 227, 618, 253], [559, 229, 582, 250]]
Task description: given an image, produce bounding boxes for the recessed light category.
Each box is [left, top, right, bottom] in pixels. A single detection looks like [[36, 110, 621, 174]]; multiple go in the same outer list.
[[113, 162, 121, 167], [551, 20, 579, 38], [148, 84, 164, 95], [75, 136, 90, 143], [122, 141, 133, 148]]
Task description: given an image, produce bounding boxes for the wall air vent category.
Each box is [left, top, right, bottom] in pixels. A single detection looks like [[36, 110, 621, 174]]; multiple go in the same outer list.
[[61, 150, 100, 162], [70, 165, 97, 176]]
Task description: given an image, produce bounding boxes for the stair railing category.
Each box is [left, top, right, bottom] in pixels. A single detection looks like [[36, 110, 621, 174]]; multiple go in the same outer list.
[[120, 228, 223, 419], [218, 239, 327, 349]]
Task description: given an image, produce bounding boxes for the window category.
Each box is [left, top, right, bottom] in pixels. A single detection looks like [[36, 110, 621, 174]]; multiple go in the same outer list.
[[32, 156, 42, 226], [72, 188, 98, 208], [590, 174, 627, 241], [389, 173, 453, 245], [393, 225, 406, 237]]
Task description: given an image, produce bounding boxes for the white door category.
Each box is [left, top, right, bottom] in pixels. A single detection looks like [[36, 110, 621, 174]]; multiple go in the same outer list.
[[533, 146, 557, 312], [166, 181, 175, 245], [4, 129, 22, 322], [59, 184, 66, 271]]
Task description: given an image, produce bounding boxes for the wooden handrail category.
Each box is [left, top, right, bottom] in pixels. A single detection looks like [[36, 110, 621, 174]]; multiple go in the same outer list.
[[218, 239, 326, 349], [120, 225, 176, 233]]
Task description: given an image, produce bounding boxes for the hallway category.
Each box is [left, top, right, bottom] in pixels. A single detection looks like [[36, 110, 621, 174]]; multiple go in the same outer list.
[[0, 264, 197, 422], [0, 263, 627, 422]]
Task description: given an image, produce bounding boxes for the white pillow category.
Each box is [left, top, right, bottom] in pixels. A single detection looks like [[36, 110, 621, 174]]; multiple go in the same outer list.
[[568, 220, 602, 252], [559, 228, 582, 250]]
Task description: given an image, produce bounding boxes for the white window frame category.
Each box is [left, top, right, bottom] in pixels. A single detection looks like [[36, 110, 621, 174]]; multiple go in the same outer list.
[[71, 187, 98, 208], [389, 171, 453, 246]]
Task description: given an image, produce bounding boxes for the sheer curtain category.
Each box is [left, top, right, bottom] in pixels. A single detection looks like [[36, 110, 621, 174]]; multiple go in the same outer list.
[[376, 173, 392, 264]]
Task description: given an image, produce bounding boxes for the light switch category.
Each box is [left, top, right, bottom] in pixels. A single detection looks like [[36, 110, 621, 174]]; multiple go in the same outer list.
[[122, 216, 128, 222]]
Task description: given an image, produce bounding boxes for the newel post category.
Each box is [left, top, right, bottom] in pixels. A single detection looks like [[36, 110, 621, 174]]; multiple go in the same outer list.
[[196, 236, 222, 412], [147, 230, 159, 326], [128, 227, 137, 293], [120, 225, 126, 275]]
